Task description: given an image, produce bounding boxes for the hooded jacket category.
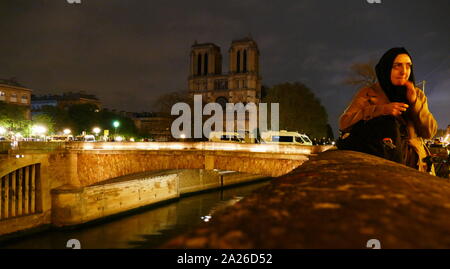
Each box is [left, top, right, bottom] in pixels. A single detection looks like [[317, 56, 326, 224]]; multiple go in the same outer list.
[[339, 82, 437, 172]]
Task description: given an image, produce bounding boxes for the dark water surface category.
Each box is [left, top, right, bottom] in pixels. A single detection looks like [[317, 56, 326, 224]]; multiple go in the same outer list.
[[0, 180, 270, 249]]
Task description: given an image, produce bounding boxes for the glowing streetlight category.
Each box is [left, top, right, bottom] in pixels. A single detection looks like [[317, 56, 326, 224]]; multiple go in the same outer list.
[[63, 129, 72, 135], [113, 121, 120, 135], [93, 127, 101, 135], [31, 125, 47, 136]]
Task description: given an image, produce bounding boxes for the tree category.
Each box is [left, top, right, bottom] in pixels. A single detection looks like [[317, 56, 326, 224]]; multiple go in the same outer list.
[[32, 113, 55, 135], [97, 110, 138, 138], [152, 91, 193, 115], [67, 104, 100, 135], [262, 82, 330, 139], [40, 105, 73, 133], [326, 124, 334, 140], [343, 59, 377, 89], [66, 104, 138, 138], [0, 101, 30, 135]]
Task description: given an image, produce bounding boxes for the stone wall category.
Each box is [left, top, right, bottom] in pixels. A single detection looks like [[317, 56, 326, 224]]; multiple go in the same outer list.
[[164, 150, 450, 249], [178, 169, 222, 195], [74, 150, 308, 187], [0, 142, 10, 154], [51, 172, 179, 227], [76, 152, 205, 186], [50, 169, 268, 227]]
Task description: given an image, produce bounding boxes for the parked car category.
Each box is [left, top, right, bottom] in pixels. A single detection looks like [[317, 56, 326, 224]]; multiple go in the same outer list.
[[209, 131, 245, 143]]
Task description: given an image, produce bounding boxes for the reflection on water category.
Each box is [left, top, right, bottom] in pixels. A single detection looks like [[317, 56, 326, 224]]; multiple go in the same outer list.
[[0, 180, 270, 249]]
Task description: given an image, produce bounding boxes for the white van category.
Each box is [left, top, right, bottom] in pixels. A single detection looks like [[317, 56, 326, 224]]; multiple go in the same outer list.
[[75, 135, 96, 142], [261, 130, 313, 146], [208, 132, 245, 143], [84, 135, 96, 142]]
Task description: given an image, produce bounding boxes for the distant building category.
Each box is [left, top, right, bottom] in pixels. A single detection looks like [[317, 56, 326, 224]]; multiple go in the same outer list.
[[32, 91, 102, 111], [31, 99, 58, 111], [187, 37, 263, 136], [188, 37, 261, 107], [128, 112, 172, 141], [0, 79, 32, 119], [141, 37, 264, 141]]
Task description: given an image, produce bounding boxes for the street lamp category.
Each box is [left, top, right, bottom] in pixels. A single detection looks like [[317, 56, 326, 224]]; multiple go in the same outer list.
[[93, 127, 101, 136], [31, 125, 47, 136], [31, 125, 47, 141], [113, 121, 120, 135], [63, 129, 71, 135]]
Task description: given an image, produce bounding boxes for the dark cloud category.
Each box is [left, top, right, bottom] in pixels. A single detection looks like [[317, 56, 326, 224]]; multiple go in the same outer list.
[[0, 0, 448, 134]]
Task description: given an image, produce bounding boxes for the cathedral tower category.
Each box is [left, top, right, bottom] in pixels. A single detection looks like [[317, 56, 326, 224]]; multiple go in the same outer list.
[[188, 37, 261, 106], [227, 37, 261, 104]]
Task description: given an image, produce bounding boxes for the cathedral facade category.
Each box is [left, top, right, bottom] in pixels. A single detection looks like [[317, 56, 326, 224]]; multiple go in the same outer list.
[[188, 37, 261, 108]]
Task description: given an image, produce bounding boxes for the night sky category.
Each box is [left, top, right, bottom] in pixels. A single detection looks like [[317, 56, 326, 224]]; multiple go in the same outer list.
[[0, 0, 449, 135]]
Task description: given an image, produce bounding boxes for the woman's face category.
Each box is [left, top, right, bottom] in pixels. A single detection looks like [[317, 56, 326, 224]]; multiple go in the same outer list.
[[390, 54, 412, 86]]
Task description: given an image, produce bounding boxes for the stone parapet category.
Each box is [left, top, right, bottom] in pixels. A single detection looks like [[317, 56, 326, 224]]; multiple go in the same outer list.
[[0, 142, 11, 154], [164, 150, 450, 249]]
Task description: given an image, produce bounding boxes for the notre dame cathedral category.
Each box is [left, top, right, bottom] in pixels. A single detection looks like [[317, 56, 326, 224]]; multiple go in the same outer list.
[[188, 37, 261, 108]]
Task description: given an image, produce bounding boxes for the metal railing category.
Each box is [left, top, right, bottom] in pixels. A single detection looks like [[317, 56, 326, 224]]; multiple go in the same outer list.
[[0, 164, 41, 220]]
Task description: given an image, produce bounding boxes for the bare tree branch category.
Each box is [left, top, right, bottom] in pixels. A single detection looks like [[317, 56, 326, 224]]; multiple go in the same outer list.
[[343, 59, 377, 88]]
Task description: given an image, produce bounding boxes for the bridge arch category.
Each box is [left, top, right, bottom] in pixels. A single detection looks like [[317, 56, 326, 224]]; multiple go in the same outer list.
[[74, 150, 307, 187]]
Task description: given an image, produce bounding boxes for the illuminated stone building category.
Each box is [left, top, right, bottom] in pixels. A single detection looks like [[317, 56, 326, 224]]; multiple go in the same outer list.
[[188, 37, 261, 108], [0, 79, 32, 120]]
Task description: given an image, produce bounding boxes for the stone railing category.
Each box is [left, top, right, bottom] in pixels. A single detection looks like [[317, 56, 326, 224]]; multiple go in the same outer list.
[[7, 141, 333, 155], [164, 150, 450, 249], [0, 142, 10, 154]]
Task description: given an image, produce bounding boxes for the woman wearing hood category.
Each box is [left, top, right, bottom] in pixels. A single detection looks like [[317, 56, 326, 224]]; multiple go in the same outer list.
[[339, 47, 437, 174]]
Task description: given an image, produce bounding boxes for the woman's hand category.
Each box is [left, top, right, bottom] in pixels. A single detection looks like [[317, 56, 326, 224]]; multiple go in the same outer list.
[[405, 81, 417, 104], [383, 102, 409, 116]]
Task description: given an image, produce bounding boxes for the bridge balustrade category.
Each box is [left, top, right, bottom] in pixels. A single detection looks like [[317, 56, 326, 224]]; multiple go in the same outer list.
[[0, 164, 41, 220]]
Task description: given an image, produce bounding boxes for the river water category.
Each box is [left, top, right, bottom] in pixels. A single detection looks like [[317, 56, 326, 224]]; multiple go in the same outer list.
[[0, 179, 271, 249]]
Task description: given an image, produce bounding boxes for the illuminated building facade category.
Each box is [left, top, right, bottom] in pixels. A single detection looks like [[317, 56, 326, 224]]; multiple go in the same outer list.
[[0, 79, 32, 120], [188, 37, 262, 108]]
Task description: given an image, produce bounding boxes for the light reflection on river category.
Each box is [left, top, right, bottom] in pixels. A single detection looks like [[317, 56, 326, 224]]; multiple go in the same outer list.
[[0, 180, 271, 249]]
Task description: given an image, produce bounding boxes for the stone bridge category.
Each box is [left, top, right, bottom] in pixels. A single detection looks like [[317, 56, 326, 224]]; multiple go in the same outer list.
[[0, 141, 332, 237]]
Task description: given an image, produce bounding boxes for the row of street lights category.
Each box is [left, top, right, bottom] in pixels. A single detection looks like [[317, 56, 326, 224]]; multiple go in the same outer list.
[[0, 120, 122, 141], [0, 124, 48, 139]]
